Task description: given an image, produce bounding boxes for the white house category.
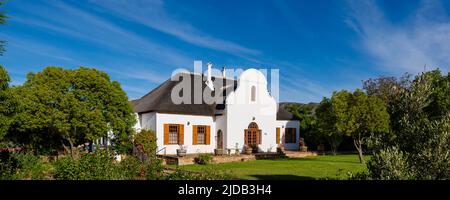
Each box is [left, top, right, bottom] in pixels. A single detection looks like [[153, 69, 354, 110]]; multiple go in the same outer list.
[[131, 66, 300, 155]]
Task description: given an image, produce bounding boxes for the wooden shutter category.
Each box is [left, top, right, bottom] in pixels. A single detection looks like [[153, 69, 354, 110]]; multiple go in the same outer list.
[[163, 124, 169, 145], [206, 126, 210, 145], [284, 128, 289, 143], [192, 125, 198, 145], [244, 130, 248, 145], [258, 130, 262, 144], [178, 124, 184, 145], [292, 128, 297, 143], [276, 128, 280, 144]]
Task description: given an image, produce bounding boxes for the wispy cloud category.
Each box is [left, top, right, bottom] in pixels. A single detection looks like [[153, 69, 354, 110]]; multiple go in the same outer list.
[[90, 0, 261, 57], [346, 0, 450, 74], [10, 0, 192, 68], [104, 67, 167, 84], [1, 34, 76, 62]]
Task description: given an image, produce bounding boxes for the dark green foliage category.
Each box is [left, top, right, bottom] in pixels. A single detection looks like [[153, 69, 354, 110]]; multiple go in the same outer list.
[[0, 152, 46, 180], [364, 70, 450, 180], [0, 65, 18, 141], [52, 150, 163, 180], [315, 97, 343, 155], [143, 158, 163, 180], [284, 103, 320, 149], [52, 156, 81, 180], [10, 67, 136, 156], [134, 129, 157, 156], [118, 155, 142, 180], [166, 166, 231, 180], [195, 153, 213, 165]]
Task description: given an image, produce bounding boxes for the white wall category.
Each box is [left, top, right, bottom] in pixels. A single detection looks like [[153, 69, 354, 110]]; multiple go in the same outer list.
[[133, 113, 142, 132], [141, 112, 157, 131], [275, 120, 300, 150], [155, 113, 215, 155], [225, 69, 278, 153]]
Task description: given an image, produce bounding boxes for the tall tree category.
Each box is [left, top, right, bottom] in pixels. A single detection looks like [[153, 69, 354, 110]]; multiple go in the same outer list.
[[316, 97, 343, 155], [0, 65, 17, 140], [325, 90, 389, 163], [347, 90, 389, 164], [12, 67, 136, 156]]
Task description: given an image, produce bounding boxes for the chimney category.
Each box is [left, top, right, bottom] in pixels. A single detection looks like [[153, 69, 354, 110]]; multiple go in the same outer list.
[[205, 62, 214, 91], [207, 62, 212, 82], [222, 66, 226, 78]]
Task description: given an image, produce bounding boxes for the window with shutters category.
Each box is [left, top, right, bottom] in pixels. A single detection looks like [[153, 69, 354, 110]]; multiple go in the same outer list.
[[197, 125, 206, 144], [168, 125, 179, 144], [285, 128, 296, 143]]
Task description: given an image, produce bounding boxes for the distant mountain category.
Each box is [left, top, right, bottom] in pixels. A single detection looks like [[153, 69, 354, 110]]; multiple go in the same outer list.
[[279, 102, 319, 109], [279, 102, 320, 116]]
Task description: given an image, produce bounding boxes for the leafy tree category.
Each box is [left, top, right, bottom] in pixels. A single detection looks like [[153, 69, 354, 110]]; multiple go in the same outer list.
[[316, 97, 343, 155], [11, 67, 136, 156], [339, 89, 389, 164], [318, 90, 389, 162], [365, 71, 450, 179], [423, 69, 450, 119], [0, 65, 18, 141], [285, 103, 320, 149]]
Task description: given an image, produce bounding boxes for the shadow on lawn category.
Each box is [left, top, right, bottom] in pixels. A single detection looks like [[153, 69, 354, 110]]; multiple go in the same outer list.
[[249, 174, 316, 180]]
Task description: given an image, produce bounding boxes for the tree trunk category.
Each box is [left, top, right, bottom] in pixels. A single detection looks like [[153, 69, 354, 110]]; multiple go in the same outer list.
[[61, 139, 70, 156], [331, 143, 337, 155], [353, 138, 365, 164], [68, 139, 74, 158]]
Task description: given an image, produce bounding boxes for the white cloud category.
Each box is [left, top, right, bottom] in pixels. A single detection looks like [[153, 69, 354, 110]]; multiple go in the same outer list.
[[346, 0, 450, 74]]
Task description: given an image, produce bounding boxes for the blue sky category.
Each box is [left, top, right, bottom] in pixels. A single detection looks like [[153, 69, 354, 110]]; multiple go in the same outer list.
[[1, 0, 449, 103]]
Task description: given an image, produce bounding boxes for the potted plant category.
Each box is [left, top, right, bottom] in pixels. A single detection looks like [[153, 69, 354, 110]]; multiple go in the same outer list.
[[244, 145, 253, 155], [176, 145, 187, 157], [277, 143, 285, 154]]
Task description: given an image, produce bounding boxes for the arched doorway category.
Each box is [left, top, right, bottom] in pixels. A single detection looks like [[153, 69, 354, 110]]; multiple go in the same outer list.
[[216, 130, 223, 149], [245, 122, 261, 151]]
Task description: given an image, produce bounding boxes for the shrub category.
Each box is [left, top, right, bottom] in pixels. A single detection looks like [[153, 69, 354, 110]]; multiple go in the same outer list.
[[134, 129, 157, 157], [195, 153, 213, 165], [78, 150, 118, 180], [143, 158, 164, 180], [53, 150, 120, 180], [53, 156, 81, 180], [166, 166, 231, 180], [0, 152, 46, 180], [118, 155, 142, 180]]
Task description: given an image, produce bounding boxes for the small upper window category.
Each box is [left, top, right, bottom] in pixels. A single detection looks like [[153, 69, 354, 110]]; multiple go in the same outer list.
[[251, 86, 256, 102]]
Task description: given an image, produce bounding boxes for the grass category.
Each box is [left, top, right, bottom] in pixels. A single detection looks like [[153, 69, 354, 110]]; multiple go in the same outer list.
[[172, 154, 368, 180]]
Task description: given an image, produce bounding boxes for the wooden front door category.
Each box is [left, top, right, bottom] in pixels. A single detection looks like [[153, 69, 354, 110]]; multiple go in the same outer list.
[[216, 130, 223, 149], [245, 122, 261, 147]]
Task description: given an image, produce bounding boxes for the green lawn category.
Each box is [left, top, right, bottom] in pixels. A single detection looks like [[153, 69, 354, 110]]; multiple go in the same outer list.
[[174, 154, 368, 180]]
